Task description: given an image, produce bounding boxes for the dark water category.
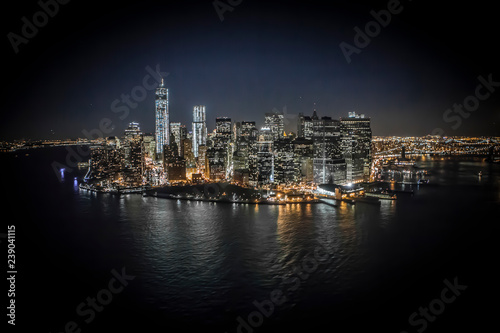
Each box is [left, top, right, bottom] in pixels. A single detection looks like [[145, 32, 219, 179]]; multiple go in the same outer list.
[[2, 147, 499, 332]]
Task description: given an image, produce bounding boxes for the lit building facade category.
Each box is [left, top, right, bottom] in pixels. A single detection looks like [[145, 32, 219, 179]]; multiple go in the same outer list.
[[256, 127, 274, 186], [122, 122, 143, 187], [207, 145, 226, 181], [233, 137, 250, 170], [142, 134, 156, 160], [197, 144, 208, 178], [155, 79, 169, 160], [298, 113, 314, 139], [264, 112, 285, 141], [123, 121, 141, 165], [340, 112, 372, 182], [312, 115, 346, 184], [214, 117, 232, 177], [233, 121, 241, 143], [192, 105, 207, 158], [273, 138, 297, 185], [163, 143, 186, 182], [170, 122, 182, 156], [293, 138, 314, 183], [216, 117, 232, 138], [88, 144, 124, 185], [181, 138, 197, 175], [241, 121, 257, 139], [87, 124, 145, 188]]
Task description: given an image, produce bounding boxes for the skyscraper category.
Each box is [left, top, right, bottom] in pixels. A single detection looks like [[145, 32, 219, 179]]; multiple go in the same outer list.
[[155, 79, 169, 160], [340, 112, 372, 182], [312, 114, 346, 184], [192, 105, 207, 158], [123, 122, 143, 187], [293, 138, 314, 183], [214, 117, 232, 178], [233, 121, 241, 143], [264, 112, 285, 141], [274, 137, 297, 185], [215, 117, 232, 138], [297, 113, 305, 138], [241, 121, 257, 139], [297, 113, 313, 139], [255, 127, 274, 186], [142, 134, 155, 160], [170, 122, 185, 156]]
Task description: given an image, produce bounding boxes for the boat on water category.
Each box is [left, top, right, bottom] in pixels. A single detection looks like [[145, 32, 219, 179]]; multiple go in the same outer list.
[[365, 192, 397, 200], [338, 198, 355, 204], [416, 179, 438, 187], [355, 196, 381, 205], [397, 181, 419, 185], [389, 188, 414, 194]]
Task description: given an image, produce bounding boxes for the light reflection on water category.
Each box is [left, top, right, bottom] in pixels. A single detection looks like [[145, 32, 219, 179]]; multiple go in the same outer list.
[[9, 147, 500, 331], [64, 156, 500, 329]]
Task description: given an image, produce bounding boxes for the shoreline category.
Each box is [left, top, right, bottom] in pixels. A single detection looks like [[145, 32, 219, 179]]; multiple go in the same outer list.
[[79, 183, 143, 194], [143, 191, 321, 205]]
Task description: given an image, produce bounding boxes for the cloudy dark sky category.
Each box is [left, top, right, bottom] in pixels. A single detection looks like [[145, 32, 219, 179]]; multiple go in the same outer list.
[[2, 0, 499, 140]]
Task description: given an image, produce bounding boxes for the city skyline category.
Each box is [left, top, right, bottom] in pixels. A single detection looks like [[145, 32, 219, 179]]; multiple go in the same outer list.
[[2, 2, 499, 332], [75, 97, 374, 190], [2, 0, 500, 140], [1, 81, 498, 141]]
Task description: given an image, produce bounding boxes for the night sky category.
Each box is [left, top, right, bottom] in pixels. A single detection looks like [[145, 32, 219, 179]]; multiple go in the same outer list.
[[2, 0, 499, 140]]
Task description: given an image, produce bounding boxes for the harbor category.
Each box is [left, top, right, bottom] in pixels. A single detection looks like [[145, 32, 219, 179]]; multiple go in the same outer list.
[[78, 180, 406, 206], [78, 182, 144, 194], [142, 183, 319, 205]]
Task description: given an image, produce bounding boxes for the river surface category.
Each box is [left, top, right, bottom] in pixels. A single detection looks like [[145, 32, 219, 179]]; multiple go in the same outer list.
[[2, 148, 499, 332]]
